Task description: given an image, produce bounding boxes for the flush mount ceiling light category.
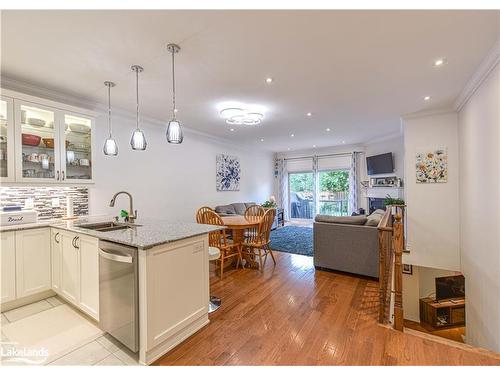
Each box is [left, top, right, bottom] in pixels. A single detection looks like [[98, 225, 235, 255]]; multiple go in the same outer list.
[[219, 107, 264, 126], [433, 58, 447, 67], [166, 43, 184, 144]]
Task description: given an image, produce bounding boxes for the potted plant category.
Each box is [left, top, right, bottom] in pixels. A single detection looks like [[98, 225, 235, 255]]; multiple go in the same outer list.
[[262, 195, 277, 209]]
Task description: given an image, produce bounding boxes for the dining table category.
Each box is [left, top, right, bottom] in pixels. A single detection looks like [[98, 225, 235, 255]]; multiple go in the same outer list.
[[221, 215, 260, 268]]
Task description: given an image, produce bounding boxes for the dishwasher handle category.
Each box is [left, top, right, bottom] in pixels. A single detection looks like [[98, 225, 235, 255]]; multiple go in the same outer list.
[[99, 248, 133, 263]]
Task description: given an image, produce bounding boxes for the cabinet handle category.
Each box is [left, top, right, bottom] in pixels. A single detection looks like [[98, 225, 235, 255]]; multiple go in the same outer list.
[[73, 236, 80, 249], [55, 232, 60, 244], [62, 171, 65, 180], [56, 171, 60, 180]]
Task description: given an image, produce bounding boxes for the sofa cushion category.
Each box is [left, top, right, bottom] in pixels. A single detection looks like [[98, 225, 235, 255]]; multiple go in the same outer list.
[[215, 204, 236, 215], [315, 215, 368, 225], [231, 203, 247, 215], [365, 209, 385, 226]]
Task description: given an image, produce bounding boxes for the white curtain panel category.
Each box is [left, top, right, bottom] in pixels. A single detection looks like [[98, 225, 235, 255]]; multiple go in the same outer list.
[[278, 158, 289, 220], [348, 152, 359, 215]]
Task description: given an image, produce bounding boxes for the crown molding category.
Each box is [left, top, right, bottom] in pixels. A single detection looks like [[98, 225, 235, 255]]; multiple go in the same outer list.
[[400, 107, 456, 120], [454, 40, 500, 112], [0, 75, 266, 152]]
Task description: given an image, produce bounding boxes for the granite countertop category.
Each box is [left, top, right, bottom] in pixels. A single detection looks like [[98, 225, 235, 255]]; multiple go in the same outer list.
[[1, 216, 223, 250]]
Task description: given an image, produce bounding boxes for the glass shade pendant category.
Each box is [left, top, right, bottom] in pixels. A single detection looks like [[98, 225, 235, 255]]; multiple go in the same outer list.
[[130, 65, 147, 150], [166, 43, 184, 144], [103, 81, 118, 156]]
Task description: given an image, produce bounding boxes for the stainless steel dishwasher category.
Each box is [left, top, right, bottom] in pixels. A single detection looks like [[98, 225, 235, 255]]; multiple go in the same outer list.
[[98, 240, 139, 352]]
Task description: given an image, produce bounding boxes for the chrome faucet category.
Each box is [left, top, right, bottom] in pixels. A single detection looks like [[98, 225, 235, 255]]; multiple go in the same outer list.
[[109, 191, 137, 223]]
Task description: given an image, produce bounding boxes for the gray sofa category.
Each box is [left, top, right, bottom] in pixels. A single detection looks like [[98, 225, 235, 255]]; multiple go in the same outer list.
[[214, 202, 256, 216], [313, 211, 384, 278]]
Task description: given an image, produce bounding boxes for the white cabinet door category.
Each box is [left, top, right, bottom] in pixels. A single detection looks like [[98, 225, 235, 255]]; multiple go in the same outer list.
[[51, 229, 62, 293], [0, 96, 15, 182], [14, 100, 62, 183], [1, 231, 17, 303], [60, 112, 94, 183], [144, 236, 209, 350], [15, 228, 51, 298], [78, 234, 99, 320], [60, 231, 80, 305]]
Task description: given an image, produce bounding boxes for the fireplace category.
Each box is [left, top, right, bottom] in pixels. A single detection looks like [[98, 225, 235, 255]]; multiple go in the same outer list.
[[368, 197, 386, 214]]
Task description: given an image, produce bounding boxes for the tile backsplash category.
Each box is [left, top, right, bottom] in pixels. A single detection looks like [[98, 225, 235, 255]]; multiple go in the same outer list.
[[0, 186, 89, 220]]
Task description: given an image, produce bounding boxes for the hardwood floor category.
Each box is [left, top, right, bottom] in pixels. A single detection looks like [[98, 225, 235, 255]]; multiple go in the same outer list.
[[155, 252, 500, 366], [404, 319, 466, 344]]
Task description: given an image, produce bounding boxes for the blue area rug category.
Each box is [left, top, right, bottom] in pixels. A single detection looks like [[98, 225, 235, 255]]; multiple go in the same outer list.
[[269, 226, 313, 257]]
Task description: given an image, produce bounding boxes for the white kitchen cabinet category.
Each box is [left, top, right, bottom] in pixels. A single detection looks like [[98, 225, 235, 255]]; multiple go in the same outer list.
[[57, 230, 99, 320], [0, 96, 15, 182], [59, 230, 80, 305], [1, 88, 96, 184], [78, 234, 99, 319], [50, 229, 62, 293], [1, 231, 17, 303], [15, 228, 51, 298]]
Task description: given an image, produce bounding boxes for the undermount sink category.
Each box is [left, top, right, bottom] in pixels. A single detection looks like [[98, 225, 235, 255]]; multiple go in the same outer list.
[[76, 221, 141, 232]]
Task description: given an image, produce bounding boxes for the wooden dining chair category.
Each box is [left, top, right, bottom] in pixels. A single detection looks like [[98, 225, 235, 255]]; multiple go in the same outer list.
[[196, 206, 214, 224], [203, 209, 243, 279], [244, 204, 265, 221], [242, 208, 276, 271]]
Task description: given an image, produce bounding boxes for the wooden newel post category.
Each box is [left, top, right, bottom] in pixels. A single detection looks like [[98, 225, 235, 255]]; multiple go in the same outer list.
[[393, 210, 404, 331]]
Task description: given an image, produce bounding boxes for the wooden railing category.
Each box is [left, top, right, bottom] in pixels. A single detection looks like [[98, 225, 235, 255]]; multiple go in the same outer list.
[[377, 205, 405, 331]]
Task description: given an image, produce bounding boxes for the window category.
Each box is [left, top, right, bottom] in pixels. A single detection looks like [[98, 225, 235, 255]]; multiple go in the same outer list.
[[318, 170, 349, 216]]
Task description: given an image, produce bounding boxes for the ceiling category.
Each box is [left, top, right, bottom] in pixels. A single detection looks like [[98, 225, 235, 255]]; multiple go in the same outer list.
[[1, 10, 499, 151]]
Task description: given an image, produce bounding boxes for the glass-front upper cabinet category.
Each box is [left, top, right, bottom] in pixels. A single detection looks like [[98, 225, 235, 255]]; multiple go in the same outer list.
[[14, 101, 61, 182], [0, 97, 15, 182], [60, 113, 93, 181]]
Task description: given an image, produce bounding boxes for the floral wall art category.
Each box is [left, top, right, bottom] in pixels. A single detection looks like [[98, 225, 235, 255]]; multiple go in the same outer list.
[[415, 148, 448, 183], [216, 154, 241, 191]]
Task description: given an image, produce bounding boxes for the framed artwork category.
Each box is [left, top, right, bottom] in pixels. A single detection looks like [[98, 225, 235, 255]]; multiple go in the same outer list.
[[402, 264, 413, 275], [415, 148, 448, 183], [216, 154, 241, 191]]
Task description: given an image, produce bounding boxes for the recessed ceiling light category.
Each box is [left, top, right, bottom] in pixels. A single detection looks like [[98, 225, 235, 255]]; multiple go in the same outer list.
[[260, 138, 264, 142], [312, 145, 316, 148], [287, 148, 291, 151], [434, 58, 447, 67], [174, 108, 178, 113], [326, 128, 331, 132], [342, 140, 346, 144], [230, 128, 234, 131], [424, 96, 431, 101], [266, 77, 273, 83], [307, 112, 312, 117], [290, 133, 295, 137]]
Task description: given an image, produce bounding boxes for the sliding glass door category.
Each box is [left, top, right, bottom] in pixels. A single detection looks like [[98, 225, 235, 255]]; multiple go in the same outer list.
[[289, 172, 315, 219], [318, 170, 349, 216]]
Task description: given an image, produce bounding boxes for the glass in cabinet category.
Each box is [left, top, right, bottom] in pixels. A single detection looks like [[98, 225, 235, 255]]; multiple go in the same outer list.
[[15, 102, 60, 182], [61, 114, 93, 181], [0, 97, 15, 181]]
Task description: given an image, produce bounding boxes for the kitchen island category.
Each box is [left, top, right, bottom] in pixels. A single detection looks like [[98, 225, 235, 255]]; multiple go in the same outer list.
[[0, 216, 222, 365]]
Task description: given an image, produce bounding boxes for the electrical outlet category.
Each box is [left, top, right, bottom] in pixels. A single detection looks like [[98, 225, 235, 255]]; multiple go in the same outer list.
[[51, 197, 60, 207]]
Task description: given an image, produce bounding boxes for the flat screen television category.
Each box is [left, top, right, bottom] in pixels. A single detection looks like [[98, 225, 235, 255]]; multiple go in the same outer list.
[[435, 275, 465, 301], [366, 152, 394, 175]]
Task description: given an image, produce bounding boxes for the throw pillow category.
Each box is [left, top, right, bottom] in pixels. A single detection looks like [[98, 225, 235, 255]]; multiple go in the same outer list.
[[365, 210, 385, 226]]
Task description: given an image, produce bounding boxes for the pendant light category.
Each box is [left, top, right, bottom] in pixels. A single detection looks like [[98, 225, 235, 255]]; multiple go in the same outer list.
[[130, 65, 147, 150], [103, 81, 118, 156], [166, 43, 184, 144]]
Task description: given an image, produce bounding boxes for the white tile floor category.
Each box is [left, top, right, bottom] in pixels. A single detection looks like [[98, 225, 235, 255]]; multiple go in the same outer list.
[[1, 296, 139, 366]]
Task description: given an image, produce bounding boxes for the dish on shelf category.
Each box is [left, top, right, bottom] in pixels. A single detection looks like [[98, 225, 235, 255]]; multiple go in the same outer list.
[[45, 121, 54, 129], [27, 117, 46, 127], [22, 134, 41, 146], [79, 158, 90, 166], [68, 123, 90, 133], [42, 138, 71, 148]]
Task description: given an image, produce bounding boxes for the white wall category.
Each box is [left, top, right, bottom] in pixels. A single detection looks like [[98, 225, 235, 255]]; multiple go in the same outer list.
[[458, 62, 500, 352], [402, 112, 461, 271], [89, 113, 274, 222]]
